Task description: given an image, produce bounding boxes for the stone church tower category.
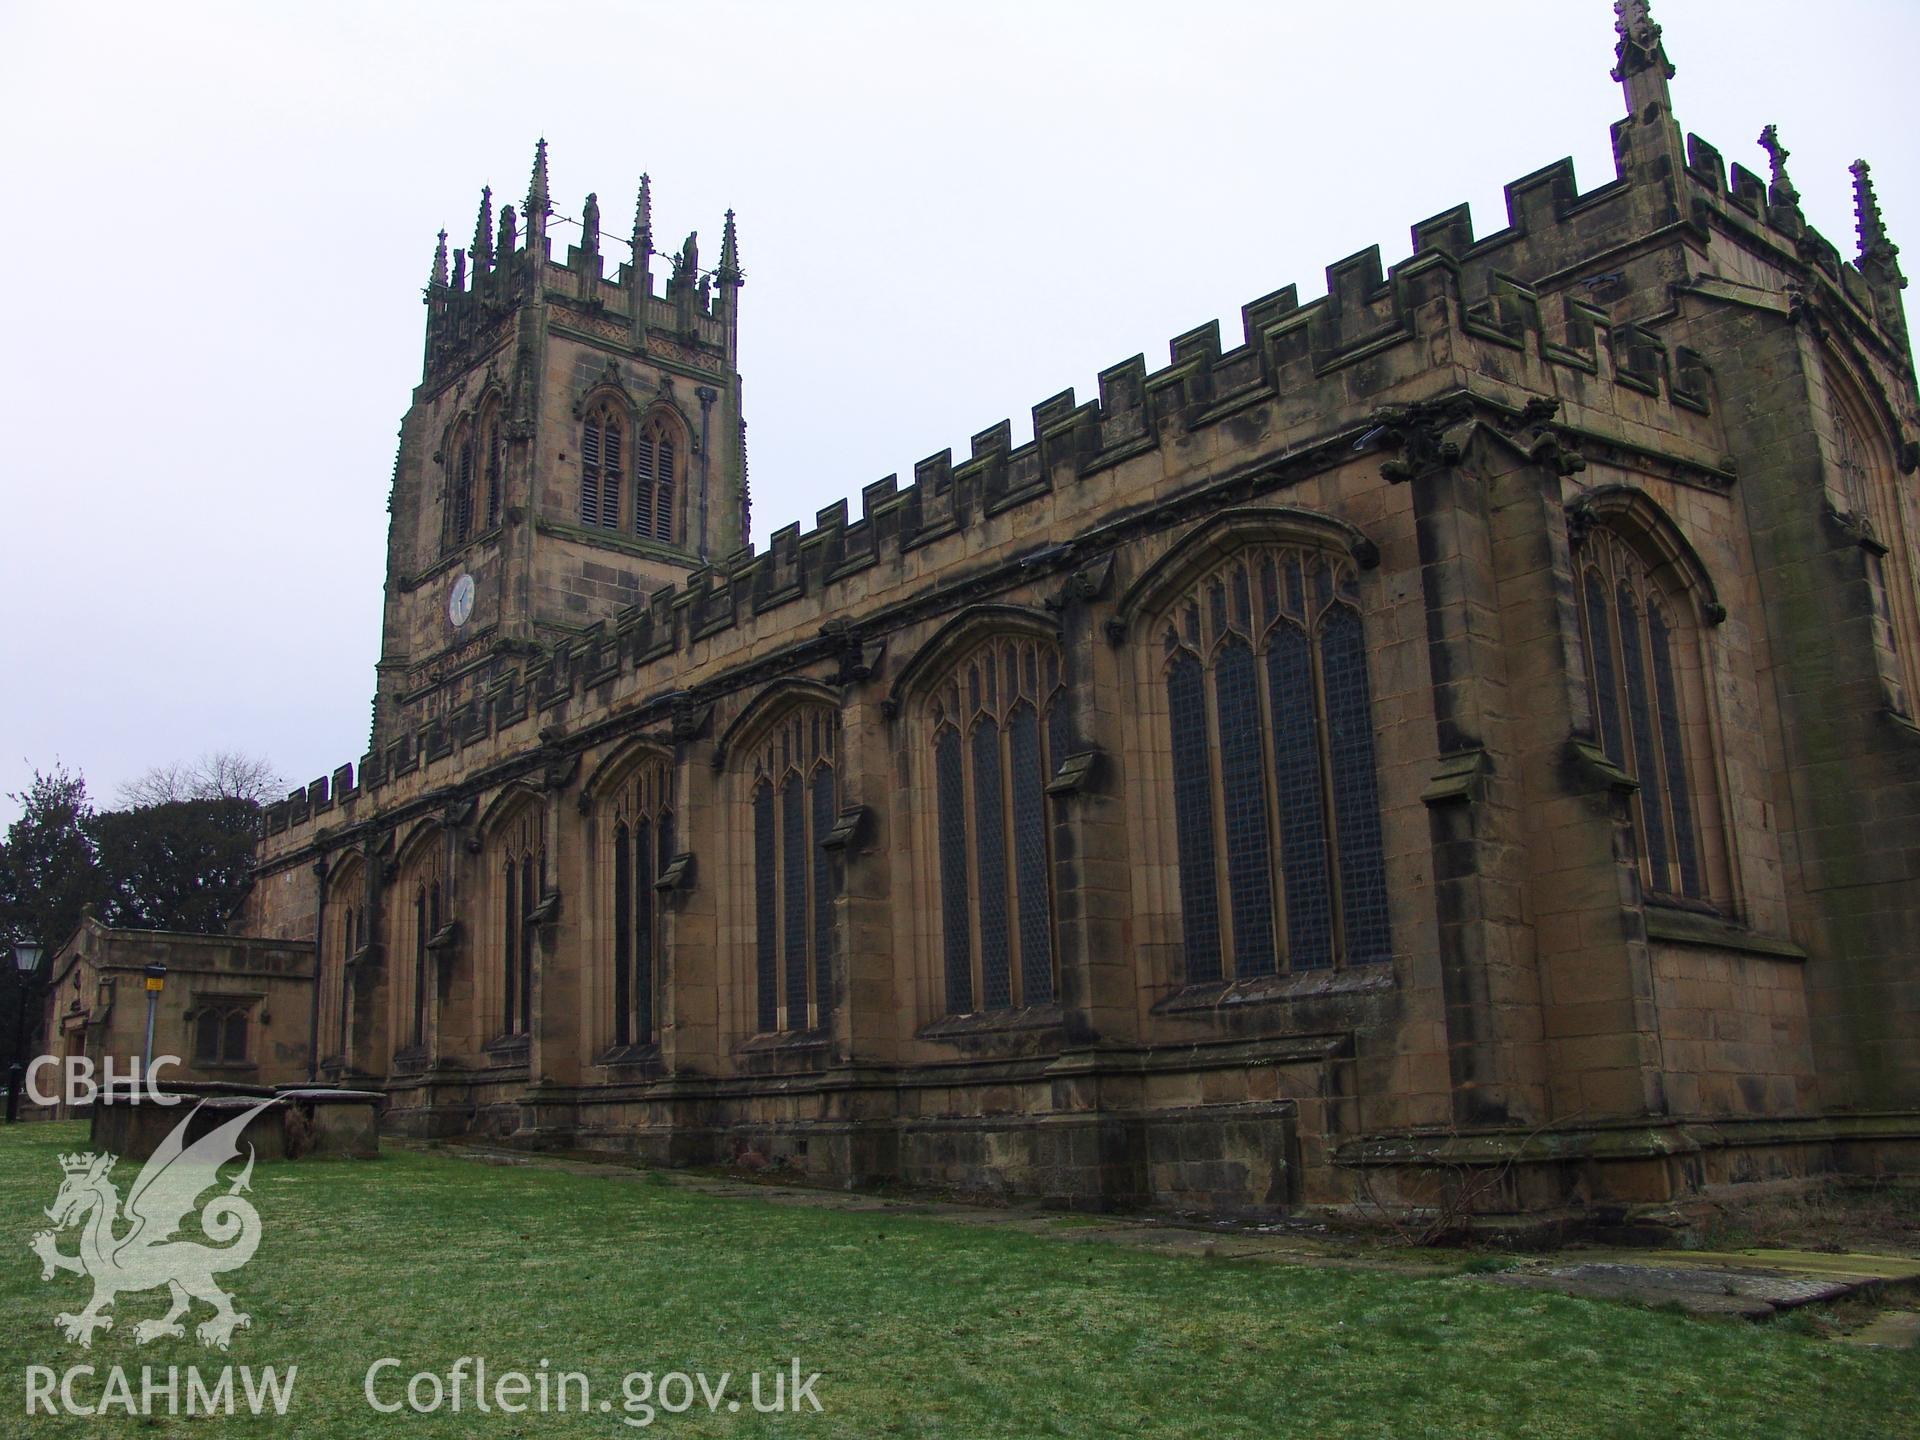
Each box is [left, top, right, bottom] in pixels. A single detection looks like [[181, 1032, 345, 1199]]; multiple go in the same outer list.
[[372, 142, 747, 748]]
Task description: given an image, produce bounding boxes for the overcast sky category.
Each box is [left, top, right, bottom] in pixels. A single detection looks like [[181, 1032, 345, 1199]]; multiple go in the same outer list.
[[1, 0, 1914, 827]]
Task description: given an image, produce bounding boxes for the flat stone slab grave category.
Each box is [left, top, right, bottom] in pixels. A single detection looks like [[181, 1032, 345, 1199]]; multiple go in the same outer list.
[[1491, 1249, 1920, 1320]]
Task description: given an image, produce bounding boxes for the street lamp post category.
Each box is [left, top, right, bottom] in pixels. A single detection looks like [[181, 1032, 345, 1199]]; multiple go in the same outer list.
[[142, 964, 167, 1074], [7, 941, 45, 1124]]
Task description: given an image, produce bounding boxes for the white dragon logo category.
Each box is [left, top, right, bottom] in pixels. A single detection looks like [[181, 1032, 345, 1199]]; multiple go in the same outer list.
[[29, 1098, 275, 1350]]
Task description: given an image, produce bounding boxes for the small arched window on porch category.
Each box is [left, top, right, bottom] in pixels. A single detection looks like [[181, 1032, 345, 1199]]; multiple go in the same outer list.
[[747, 708, 839, 1034], [633, 412, 680, 544], [194, 1003, 251, 1064], [928, 634, 1067, 1014], [608, 758, 674, 1049], [1575, 524, 1714, 905], [1154, 544, 1391, 982], [580, 401, 624, 530]]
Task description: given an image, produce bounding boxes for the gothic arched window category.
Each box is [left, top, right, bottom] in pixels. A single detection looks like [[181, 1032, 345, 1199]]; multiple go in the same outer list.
[[747, 708, 838, 1033], [633, 412, 680, 544], [393, 832, 444, 1060], [929, 634, 1066, 1014], [1576, 526, 1710, 903], [581, 402, 624, 530], [495, 805, 545, 1039], [1157, 545, 1390, 982], [607, 758, 673, 1049]]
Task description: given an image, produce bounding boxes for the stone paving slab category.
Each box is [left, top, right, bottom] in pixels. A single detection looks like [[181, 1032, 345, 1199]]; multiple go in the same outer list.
[[1837, 1309, 1920, 1349], [1492, 1258, 1893, 1318]]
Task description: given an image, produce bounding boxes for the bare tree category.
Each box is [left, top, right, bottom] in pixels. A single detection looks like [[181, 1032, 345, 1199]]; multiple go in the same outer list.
[[118, 750, 284, 809]]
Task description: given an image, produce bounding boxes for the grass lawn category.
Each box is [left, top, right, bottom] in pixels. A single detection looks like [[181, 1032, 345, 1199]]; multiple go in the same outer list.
[[0, 1121, 1915, 1438]]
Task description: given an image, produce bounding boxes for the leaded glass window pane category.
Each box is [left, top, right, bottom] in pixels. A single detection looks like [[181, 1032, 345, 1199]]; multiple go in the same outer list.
[[936, 729, 973, 1013], [1215, 641, 1277, 977], [1267, 623, 1333, 970], [754, 784, 778, 1033], [634, 819, 655, 1043], [1617, 581, 1671, 891], [782, 776, 809, 1029], [973, 719, 1011, 1009], [1009, 704, 1053, 1004], [612, 824, 631, 1046], [1321, 605, 1391, 964], [1648, 607, 1702, 900], [811, 767, 836, 1023], [1168, 651, 1223, 983], [1585, 569, 1625, 767]]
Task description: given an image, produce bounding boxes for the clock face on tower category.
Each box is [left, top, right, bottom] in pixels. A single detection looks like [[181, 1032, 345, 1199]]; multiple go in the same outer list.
[[448, 572, 475, 628]]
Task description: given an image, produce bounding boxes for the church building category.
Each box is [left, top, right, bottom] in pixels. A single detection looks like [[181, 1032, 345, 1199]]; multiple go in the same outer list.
[[239, 3, 1920, 1221]]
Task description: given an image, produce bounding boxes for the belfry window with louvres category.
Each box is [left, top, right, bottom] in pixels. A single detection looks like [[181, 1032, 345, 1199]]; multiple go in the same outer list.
[[1575, 525, 1719, 906], [747, 708, 840, 1034], [633, 411, 681, 545], [445, 423, 476, 550], [929, 634, 1067, 1015], [481, 401, 504, 532], [606, 756, 674, 1050], [579, 401, 625, 531], [1155, 545, 1391, 983]]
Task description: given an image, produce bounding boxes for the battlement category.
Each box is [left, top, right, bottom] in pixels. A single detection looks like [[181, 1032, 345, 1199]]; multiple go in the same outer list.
[[264, 2, 1909, 855], [422, 142, 742, 391]]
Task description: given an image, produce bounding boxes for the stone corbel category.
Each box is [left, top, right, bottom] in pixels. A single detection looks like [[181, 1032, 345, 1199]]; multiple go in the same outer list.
[[1420, 748, 1493, 808], [542, 751, 580, 793], [1492, 396, 1587, 477], [1048, 553, 1116, 613], [1372, 397, 1478, 484], [821, 620, 885, 686], [670, 695, 714, 743]]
